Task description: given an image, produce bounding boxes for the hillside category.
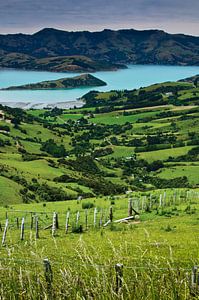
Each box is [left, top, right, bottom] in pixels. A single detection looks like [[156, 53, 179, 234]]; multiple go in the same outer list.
[[0, 54, 125, 72], [0, 75, 199, 205], [81, 75, 199, 109], [1, 74, 107, 90], [0, 28, 198, 73]]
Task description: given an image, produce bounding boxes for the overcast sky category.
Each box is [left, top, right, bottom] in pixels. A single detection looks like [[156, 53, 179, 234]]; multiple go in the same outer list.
[[0, 0, 198, 35]]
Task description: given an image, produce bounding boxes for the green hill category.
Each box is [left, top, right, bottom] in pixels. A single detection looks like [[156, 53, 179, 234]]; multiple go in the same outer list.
[[2, 74, 107, 90], [0, 75, 199, 205]]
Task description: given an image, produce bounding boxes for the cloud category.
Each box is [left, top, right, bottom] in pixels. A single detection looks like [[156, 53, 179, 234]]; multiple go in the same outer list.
[[0, 0, 198, 35]]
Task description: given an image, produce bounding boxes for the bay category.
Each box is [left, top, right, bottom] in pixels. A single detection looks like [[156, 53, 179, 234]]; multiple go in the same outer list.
[[0, 64, 198, 108]]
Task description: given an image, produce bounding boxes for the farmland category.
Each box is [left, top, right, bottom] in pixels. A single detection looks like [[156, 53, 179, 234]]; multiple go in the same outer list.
[[0, 75, 199, 298], [1, 189, 199, 298]]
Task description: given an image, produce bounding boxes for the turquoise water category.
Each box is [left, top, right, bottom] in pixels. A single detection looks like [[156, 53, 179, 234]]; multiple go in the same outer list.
[[0, 65, 198, 108]]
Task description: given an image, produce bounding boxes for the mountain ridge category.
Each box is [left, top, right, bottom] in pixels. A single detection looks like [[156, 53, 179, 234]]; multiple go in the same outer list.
[[0, 27, 198, 71]]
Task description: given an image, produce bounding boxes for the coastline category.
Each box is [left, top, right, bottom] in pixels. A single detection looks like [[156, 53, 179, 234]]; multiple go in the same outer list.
[[0, 99, 85, 109]]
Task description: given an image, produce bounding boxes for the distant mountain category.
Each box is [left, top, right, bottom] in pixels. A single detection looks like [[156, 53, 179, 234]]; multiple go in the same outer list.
[[0, 28, 198, 72], [1, 74, 107, 90]]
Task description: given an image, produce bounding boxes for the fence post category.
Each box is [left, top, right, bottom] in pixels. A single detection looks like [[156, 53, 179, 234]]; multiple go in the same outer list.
[[94, 207, 97, 227], [159, 194, 162, 207], [99, 209, 103, 227], [65, 211, 70, 233], [128, 198, 133, 217], [191, 266, 199, 294], [16, 217, 19, 229], [76, 211, 80, 227], [52, 212, 56, 237], [55, 213, 59, 229], [2, 219, 8, 245], [20, 217, 25, 241], [115, 263, 123, 293], [35, 216, 39, 239], [43, 258, 53, 293], [109, 206, 113, 222], [85, 209, 88, 230], [30, 213, 34, 230]]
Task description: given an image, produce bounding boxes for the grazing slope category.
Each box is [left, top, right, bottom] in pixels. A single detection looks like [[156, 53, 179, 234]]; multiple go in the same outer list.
[[0, 75, 199, 205], [2, 74, 107, 90], [0, 28, 198, 72]]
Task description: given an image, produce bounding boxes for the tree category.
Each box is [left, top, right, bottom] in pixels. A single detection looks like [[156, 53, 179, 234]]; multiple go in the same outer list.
[[41, 139, 67, 158]]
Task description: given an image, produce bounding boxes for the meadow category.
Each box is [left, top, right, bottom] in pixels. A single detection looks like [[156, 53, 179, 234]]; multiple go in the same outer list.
[[1, 189, 199, 299]]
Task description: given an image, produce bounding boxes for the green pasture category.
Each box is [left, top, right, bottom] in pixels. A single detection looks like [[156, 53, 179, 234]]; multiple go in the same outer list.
[[158, 164, 199, 185], [138, 146, 194, 162], [0, 189, 199, 298]]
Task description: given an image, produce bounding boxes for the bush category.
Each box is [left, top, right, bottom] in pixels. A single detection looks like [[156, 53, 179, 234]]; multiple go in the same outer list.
[[82, 202, 95, 209], [41, 139, 67, 158], [71, 224, 83, 233]]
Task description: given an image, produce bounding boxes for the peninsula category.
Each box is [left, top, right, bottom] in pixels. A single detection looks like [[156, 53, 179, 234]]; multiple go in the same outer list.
[[1, 74, 107, 90]]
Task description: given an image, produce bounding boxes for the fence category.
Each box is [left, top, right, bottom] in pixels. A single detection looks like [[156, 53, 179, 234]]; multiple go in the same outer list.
[[0, 255, 199, 296], [1, 189, 199, 245]]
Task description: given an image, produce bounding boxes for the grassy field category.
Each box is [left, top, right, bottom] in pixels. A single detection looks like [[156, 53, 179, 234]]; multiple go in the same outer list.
[[90, 110, 161, 125], [158, 164, 199, 185], [0, 189, 199, 299], [138, 146, 194, 162]]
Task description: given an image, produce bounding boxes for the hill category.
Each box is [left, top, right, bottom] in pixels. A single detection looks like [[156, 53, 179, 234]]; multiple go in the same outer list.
[[1, 74, 107, 90], [0, 75, 199, 205], [0, 28, 198, 72], [0, 53, 126, 72]]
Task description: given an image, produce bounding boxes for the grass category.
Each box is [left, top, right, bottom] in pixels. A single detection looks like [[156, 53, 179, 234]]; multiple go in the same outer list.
[[0, 189, 199, 298], [90, 110, 160, 125], [138, 146, 194, 162], [0, 176, 22, 205], [107, 146, 135, 158], [158, 164, 199, 185]]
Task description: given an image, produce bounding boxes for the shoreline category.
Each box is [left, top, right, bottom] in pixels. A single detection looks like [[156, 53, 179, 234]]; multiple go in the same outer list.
[[0, 99, 85, 109]]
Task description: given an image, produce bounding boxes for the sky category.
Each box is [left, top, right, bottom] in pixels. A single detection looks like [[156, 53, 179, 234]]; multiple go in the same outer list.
[[0, 0, 198, 36]]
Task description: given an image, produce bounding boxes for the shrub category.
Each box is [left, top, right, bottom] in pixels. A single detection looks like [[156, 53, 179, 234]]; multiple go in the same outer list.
[[82, 202, 94, 209], [71, 224, 83, 233]]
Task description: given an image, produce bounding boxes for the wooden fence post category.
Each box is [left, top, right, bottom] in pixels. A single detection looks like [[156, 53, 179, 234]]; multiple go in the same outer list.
[[52, 212, 56, 237], [190, 266, 199, 295], [76, 211, 80, 227], [109, 206, 113, 222], [2, 219, 8, 245], [35, 216, 39, 239], [20, 217, 25, 241], [191, 266, 199, 288], [30, 213, 34, 230], [99, 209, 103, 227], [94, 207, 97, 227], [65, 211, 70, 233], [43, 258, 53, 292], [55, 213, 59, 229], [115, 263, 123, 293], [16, 217, 19, 229], [128, 198, 133, 217], [159, 194, 162, 207], [141, 198, 144, 211], [85, 209, 88, 230]]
